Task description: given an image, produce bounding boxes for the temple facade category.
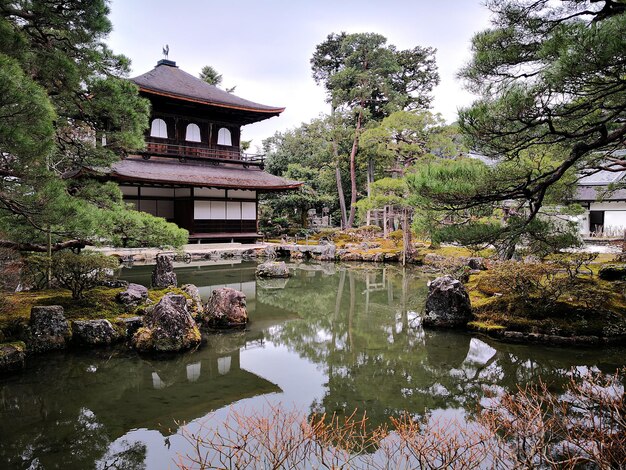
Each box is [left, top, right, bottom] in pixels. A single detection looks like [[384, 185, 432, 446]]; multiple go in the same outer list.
[[109, 59, 300, 242]]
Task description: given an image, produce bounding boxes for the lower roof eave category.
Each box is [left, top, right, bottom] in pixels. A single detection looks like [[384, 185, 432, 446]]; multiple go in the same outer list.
[[112, 174, 302, 192]]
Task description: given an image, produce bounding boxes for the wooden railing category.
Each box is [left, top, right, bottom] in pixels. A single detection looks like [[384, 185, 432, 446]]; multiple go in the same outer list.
[[140, 140, 265, 166]]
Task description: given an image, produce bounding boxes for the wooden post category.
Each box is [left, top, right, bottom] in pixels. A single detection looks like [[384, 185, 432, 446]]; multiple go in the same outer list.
[[383, 206, 389, 238]]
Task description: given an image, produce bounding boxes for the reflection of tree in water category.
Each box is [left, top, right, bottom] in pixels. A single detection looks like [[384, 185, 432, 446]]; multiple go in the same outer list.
[[259, 263, 626, 428], [0, 332, 279, 469], [98, 440, 147, 470]]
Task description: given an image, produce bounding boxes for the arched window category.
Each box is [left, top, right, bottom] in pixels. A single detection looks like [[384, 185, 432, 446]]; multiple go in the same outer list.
[[217, 127, 232, 146], [150, 118, 168, 138], [185, 123, 201, 142]]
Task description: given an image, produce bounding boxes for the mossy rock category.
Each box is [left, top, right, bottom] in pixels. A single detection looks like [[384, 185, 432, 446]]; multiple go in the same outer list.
[[0, 341, 26, 373], [598, 264, 626, 281]]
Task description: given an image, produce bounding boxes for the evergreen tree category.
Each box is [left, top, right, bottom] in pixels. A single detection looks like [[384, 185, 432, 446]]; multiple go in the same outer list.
[[456, 0, 626, 222], [0, 0, 188, 253], [311, 32, 439, 228]]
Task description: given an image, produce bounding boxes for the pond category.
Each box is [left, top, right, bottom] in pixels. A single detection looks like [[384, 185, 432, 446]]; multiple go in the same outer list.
[[1, 260, 625, 469]]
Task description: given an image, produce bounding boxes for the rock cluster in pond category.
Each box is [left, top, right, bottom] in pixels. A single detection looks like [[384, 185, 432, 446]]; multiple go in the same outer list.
[[116, 283, 148, 308], [132, 293, 200, 353], [0, 342, 26, 373], [256, 261, 290, 278], [28, 305, 71, 353], [71, 320, 121, 346], [151, 253, 177, 288], [423, 276, 473, 328], [202, 287, 248, 329], [181, 283, 204, 315]]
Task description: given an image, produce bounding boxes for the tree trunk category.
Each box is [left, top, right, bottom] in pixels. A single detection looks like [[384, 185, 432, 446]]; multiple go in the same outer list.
[[366, 157, 375, 227], [346, 110, 363, 228], [383, 205, 389, 238], [401, 207, 413, 266], [46, 226, 52, 289], [335, 164, 347, 229], [331, 106, 347, 229]]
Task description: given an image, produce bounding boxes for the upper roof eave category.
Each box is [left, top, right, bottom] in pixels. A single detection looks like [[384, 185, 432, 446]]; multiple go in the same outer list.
[[130, 61, 285, 118], [138, 87, 285, 115]]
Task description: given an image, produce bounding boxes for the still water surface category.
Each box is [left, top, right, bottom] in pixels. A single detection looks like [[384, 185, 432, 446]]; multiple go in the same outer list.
[[1, 260, 625, 469]]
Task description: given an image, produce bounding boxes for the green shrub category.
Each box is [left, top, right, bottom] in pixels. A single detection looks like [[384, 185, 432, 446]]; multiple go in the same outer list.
[[389, 230, 403, 242], [52, 251, 120, 299], [21, 254, 52, 290], [353, 225, 383, 237], [478, 261, 566, 314]]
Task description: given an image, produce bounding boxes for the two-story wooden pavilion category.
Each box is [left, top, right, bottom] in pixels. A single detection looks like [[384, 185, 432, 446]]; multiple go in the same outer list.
[[108, 59, 301, 242]]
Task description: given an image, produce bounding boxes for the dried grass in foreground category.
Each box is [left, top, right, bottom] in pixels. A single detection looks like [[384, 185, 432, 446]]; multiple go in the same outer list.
[[176, 369, 625, 469]]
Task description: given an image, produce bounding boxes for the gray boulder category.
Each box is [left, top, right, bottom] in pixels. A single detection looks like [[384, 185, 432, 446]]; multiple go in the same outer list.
[[0, 342, 26, 373], [264, 245, 277, 259], [28, 305, 71, 353], [423, 253, 445, 265], [467, 257, 487, 270], [181, 283, 204, 315], [116, 316, 143, 338], [256, 261, 290, 278], [71, 320, 121, 346], [318, 242, 336, 261], [203, 287, 248, 329], [132, 294, 200, 352], [116, 283, 148, 308], [151, 253, 177, 288], [423, 276, 473, 328]]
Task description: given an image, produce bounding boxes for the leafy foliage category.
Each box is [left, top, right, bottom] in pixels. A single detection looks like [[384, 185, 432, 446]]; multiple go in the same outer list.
[[311, 32, 439, 227], [51, 251, 119, 299], [199, 65, 223, 86], [0, 0, 187, 251], [361, 110, 465, 171], [406, 156, 582, 257], [456, 0, 626, 220]]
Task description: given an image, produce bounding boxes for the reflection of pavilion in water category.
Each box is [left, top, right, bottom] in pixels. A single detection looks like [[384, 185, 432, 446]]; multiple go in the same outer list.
[[0, 338, 281, 469]]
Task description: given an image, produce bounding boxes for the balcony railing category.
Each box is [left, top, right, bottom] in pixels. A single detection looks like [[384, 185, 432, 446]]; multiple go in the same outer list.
[[139, 140, 265, 167]]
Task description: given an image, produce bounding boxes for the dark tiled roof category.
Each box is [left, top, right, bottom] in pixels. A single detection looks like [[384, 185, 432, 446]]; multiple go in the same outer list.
[[575, 185, 626, 201], [110, 157, 302, 191], [131, 61, 284, 116]]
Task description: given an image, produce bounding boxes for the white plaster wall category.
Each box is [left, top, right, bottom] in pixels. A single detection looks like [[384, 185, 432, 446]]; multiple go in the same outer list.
[[604, 211, 626, 235], [210, 201, 226, 219], [195, 188, 225, 197], [194, 201, 211, 219], [229, 189, 256, 199], [242, 202, 256, 220], [226, 201, 241, 220], [120, 185, 138, 196], [589, 201, 626, 211], [174, 188, 191, 197], [141, 187, 175, 197]]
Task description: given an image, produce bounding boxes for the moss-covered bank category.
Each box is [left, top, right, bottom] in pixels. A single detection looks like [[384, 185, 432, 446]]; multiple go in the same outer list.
[[0, 286, 191, 343], [464, 267, 626, 344]]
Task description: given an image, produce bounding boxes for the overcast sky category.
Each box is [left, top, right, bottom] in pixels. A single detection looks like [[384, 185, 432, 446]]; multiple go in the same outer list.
[[107, 0, 492, 151]]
